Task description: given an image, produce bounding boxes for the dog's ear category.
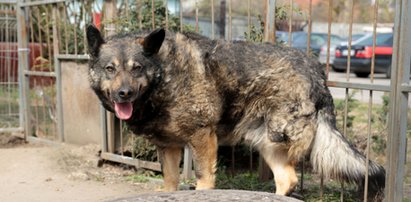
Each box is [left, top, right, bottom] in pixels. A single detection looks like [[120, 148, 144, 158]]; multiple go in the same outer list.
[[138, 28, 165, 56], [86, 24, 105, 57]]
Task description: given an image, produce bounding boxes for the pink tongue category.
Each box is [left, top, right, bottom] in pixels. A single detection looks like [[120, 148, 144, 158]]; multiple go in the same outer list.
[[114, 102, 133, 120]]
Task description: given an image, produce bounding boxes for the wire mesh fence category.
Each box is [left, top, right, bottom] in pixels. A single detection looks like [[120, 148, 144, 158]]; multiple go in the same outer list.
[[0, 2, 20, 131]]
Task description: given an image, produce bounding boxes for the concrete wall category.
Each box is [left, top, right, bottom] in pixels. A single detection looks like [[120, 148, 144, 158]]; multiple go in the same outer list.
[[61, 61, 102, 145]]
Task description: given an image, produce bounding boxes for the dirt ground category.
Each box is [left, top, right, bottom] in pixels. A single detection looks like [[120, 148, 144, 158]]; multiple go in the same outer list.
[[0, 133, 158, 202]]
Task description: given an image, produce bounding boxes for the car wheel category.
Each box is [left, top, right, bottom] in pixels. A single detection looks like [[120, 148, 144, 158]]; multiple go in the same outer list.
[[386, 66, 391, 78], [355, 72, 370, 78]]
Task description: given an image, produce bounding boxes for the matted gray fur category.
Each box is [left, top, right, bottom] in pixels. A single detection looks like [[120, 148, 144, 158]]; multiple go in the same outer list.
[[86, 25, 385, 200]]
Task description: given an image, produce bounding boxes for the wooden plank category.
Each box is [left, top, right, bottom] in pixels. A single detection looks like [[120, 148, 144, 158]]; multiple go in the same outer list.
[[101, 152, 162, 171]]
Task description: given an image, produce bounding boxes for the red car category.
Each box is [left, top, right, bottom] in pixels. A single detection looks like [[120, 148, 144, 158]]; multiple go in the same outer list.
[[333, 33, 393, 78]]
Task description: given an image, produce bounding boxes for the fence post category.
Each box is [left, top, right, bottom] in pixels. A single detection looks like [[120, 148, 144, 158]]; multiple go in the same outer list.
[[264, 0, 276, 43], [52, 3, 63, 142], [386, 0, 411, 201], [102, 0, 118, 153], [182, 146, 193, 180], [16, 1, 30, 140]]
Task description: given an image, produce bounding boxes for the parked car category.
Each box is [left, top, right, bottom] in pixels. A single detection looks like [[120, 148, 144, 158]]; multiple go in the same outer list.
[[292, 32, 343, 58], [320, 33, 371, 71], [275, 31, 305, 44], [341, 33, 370, 45], [333, 33, 393, 78]]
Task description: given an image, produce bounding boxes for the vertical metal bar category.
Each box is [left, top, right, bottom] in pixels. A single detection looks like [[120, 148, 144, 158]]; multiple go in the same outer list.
[[63, 3, 68, 54], [231, 146, 235, 175], [211, 0, 214, 39], [320, 168, 324, 200], [165, 0, 168, 30], [306, 0, 311, 56], [120, 120, 124, 156], [228, 0, 232, 41], [5, 7, 11, 115], [73, 3, 78, 55], [183, 145, 193, 180], [100, 106, 108, 153], [386, 0, 410, 200], [82, 3, 87, 54], [195, 0, 199, 32], [179, 0, 183, 32], [103, 0, 117, 153], [341, 2, 354, 200], [248, 0, 253, 169], [151, 0, 155, 29], [27, 7, 35, 127], [264, 0, 276, 43], [137, 0, 142, 30], [13, 6, 18, 119], [249, 147, 253, 171], [45, 6, 52, 66], [364, 94, 373, 202], [321, 0, 333, 199], [125, 0, 129, 21], [370, 3, 378, 83], [52, 3, 63, 142], [219, 0, 226, 38], [287, 0, 293, 47], [364, 2, 379, 201], [247, 0, 250, 36], [325, 0, 332, 79], [17, 0, 30, 140], [35, 8, 43, 57], [55, 3, 61, 54], [345, 0, 354, 82], [37, 8, 45, 136], [300, 0, 312, 194], [48, 5, 57, 138]]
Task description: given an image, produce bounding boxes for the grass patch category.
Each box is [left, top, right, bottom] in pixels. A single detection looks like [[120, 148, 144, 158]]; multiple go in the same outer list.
[[126, 174, 150, 183], [216, 171, 274, 192]]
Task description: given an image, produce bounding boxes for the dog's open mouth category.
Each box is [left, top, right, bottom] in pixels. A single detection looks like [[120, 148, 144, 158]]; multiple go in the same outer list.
[[114, 102, 133, 120]]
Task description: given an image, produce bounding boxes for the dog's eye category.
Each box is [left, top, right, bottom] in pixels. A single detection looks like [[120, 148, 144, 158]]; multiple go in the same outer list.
[[131, 64, 142, 72], [105, 65, 115, 73]]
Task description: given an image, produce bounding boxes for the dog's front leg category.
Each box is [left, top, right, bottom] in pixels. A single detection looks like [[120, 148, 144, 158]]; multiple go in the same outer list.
[[158, 146, 182, 191], [189, 127, 218, 190]]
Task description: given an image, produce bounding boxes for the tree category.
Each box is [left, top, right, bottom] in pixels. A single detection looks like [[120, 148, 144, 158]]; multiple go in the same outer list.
[[107, 0, 193, 33]]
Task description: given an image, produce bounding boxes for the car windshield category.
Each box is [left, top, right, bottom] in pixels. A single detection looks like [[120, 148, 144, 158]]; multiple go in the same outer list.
[[355, 33, 393, 46], [351, 34, 366, 42], [292, 33, 342, 47]]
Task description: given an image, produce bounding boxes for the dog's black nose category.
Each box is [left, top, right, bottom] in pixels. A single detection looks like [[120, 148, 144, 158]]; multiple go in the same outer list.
[[118, 87, 133, 99]]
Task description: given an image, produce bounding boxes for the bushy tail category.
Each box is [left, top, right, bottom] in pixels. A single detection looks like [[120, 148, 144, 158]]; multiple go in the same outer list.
[[310, 112, 385, 199]]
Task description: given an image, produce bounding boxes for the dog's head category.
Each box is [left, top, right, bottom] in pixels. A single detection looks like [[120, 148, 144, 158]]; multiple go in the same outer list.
[[86, 25, 165, 120]]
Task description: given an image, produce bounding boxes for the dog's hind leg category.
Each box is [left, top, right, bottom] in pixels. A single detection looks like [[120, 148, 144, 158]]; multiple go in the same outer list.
[[258, 140, 298, 195], [158, 146, 182, 191], [189, 127, 218, 190]]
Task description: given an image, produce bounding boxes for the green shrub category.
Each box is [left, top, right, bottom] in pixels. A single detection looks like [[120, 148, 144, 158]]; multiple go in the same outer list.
[[108, 0, 194, 33]]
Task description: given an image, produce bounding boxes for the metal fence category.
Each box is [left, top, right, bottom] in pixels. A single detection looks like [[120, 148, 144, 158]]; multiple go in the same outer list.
[[0, 0, 410, 201], [0, 2, 21, 132]]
